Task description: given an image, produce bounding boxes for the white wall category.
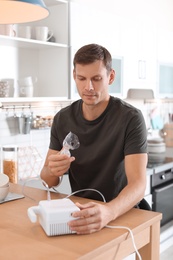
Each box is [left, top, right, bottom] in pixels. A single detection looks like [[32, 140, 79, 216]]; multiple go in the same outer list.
[[72, 0, 173, 31], [70, 0, 173, 98]]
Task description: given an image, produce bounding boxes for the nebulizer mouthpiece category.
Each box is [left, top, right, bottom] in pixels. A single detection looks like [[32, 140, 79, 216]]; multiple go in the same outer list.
[[60, 132, 80, 157]]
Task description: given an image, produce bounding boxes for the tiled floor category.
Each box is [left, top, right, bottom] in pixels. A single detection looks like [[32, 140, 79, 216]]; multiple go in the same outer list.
[[160, 245, 173, 260]]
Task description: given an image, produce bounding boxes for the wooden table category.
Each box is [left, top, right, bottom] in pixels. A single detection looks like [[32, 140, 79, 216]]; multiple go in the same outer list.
[[0, 183, 162, 260]]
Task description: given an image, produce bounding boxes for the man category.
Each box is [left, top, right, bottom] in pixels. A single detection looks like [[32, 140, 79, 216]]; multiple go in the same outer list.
[[41, 43, 148, 234]]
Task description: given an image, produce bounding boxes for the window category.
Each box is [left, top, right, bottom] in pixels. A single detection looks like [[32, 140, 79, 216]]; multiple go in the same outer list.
[[158, 62, 173, 98], [109, 57, 123, 95]]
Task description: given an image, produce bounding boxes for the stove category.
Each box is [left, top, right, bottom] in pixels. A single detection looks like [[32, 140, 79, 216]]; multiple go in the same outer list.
[[148, 153, 173, 226]]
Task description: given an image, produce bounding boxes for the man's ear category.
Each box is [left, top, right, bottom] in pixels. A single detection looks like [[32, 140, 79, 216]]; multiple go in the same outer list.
[[109, 69, 115, 85], [73, 69, 76, 80]]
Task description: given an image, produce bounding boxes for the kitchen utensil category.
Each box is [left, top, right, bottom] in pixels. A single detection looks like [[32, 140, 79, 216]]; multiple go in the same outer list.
[[17, 114, 32, 134], [147, 137, 164, 144], [18, 76, 37, 97], [19, 86, 33, 97], [18, 26, 32, 39], [35, 26, 53, 41], [149, 107, 164, 130], [0, 24, 16, 37], [147, 142, 166, 153], [0, 81, 10, 97], [1, 78, 14, 97]]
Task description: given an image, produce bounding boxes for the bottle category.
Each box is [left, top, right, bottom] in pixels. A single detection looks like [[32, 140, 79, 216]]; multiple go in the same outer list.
[[2, 146, 18, 183]]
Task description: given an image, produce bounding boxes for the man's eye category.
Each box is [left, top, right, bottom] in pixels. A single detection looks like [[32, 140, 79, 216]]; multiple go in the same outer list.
[[78, 77, 85, 81], [93, 77, 101, 81]]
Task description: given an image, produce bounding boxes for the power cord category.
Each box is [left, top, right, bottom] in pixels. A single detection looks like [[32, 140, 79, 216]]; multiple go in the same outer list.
[[65, 188, 106, 202], [105, 224, 142, 260], [22, 178, 142, 260]]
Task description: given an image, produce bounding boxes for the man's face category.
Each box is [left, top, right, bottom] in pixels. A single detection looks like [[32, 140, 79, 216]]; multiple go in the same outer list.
[[73, 60, 115, 106]]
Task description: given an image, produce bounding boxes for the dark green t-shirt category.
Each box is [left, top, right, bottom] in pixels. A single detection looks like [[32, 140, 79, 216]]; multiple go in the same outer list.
[[50, 96, 147, 202]]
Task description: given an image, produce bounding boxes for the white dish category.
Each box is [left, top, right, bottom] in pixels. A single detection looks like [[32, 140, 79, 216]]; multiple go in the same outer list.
[[147, 143, 166, 153], [147, 138, 164, 144], [0, 184, 9, 201], [147, 142, 165, 147], [0, 173, 9, 188]]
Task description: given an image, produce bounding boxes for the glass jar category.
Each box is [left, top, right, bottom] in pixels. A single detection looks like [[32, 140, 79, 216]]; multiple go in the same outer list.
[[2, 146, 18, 183], [0, 145, 2, 172]]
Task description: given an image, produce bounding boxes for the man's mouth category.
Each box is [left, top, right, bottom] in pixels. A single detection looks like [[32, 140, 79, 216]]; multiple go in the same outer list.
[[83, 93, 96, 97]]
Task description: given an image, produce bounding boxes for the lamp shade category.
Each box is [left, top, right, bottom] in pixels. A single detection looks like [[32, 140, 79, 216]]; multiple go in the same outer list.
[[0, 0, 49, 24], [126, 89, 154, 99]]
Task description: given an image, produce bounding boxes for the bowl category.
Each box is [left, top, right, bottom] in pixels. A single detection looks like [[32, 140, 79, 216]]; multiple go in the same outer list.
[[147, 142, 166, 153], [0, 184, 9, 201], [0, 173, 9, 188]]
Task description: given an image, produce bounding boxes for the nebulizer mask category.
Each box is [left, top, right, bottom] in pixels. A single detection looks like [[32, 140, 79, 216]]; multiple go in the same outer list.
[[60, 131, 80, 157]]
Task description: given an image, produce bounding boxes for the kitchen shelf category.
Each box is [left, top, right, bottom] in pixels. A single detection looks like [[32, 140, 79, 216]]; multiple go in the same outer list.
[[0, 98, 73, 113], [0, 97, 72, 109], [0, 0, 70, 98], [0, 97, 70, 103], [0, 35, 68, 49]]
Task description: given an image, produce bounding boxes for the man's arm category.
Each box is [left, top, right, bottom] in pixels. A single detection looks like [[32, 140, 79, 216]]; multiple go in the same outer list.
[[108, 153, 147, 218], [69, 153, 148, 234], [40, 148, 75, 188]]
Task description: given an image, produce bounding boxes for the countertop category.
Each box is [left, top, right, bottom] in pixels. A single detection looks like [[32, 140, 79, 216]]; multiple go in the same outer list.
[[147, 147, 173, 174], [0, 183, 162, 260]]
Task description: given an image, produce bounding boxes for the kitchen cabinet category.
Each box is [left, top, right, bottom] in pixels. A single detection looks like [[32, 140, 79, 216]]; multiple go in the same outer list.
[[0, 0, 70, 98]]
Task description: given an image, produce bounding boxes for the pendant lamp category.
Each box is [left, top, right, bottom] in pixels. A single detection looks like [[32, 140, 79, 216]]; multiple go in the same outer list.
[[0, 0, 49, 24]]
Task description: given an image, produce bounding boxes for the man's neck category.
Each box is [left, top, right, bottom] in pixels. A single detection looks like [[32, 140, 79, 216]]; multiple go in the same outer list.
[[82, 97, 110, 121]]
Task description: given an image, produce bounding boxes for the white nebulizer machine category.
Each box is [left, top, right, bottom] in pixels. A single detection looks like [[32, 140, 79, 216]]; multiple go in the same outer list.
[[27, 132, 80, 236], [27, 198, 80, 236]]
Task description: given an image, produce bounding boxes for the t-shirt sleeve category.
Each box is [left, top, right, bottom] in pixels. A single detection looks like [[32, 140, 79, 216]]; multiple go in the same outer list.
[[49, 113, 61, 151], [124, 109, 147, 156]]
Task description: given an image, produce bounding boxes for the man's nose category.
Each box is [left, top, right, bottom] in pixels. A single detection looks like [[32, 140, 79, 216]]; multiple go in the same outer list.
[[85, 80, 94, 91]]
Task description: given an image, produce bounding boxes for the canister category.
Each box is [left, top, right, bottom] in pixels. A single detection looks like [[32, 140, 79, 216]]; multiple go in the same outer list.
[[0, 145, 2, 172], [2, 146, 18, 183]]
